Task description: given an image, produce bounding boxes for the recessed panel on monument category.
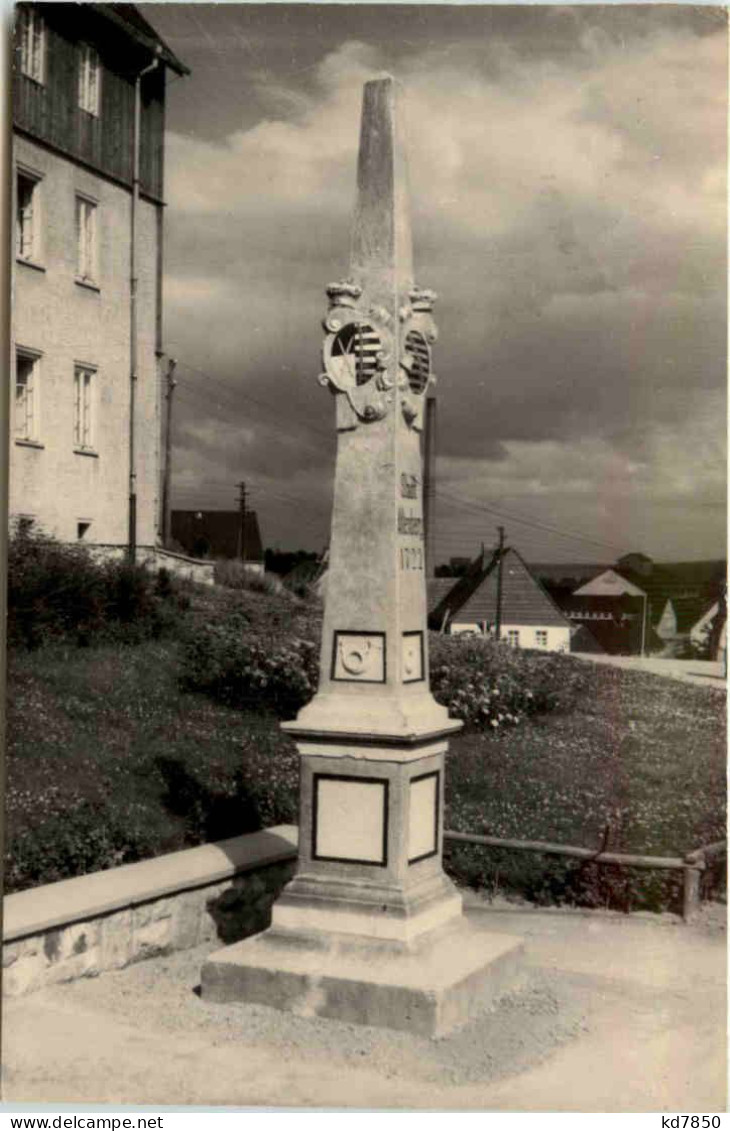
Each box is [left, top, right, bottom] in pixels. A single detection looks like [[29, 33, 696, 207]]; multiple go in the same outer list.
[[332, 631, 386, 683], [402, 631, 424, 683], [313, 774, 388, 865], [408, 771, 439, 864]]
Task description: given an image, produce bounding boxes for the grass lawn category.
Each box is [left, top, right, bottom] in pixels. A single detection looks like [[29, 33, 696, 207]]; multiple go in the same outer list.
[[5, 583, 726, 910]]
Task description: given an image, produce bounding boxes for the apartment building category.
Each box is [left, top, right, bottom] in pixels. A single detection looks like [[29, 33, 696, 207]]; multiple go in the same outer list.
[[11, 3, 187, 553]]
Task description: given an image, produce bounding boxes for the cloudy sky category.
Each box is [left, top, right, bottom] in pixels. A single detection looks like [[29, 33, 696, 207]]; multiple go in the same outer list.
[[139, 3, 727, 564]]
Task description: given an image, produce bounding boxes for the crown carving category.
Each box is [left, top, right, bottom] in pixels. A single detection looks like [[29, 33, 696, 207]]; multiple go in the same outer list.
[[326, 280, 362, 308], [409, 286, 437, 313]]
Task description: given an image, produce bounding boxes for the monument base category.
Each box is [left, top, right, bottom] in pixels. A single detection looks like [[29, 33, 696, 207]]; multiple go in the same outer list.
[[200, 916, 524, 1038]]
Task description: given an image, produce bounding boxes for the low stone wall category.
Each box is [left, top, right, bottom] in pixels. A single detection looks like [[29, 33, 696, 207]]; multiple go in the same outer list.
[[148, 547, 216, 586], [80, 544, 216, 585], [2, 826, 298, 998]]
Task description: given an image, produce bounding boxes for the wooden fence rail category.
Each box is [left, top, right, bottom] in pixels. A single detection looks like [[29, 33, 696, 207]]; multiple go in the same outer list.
[[442, 829, 727, 922]]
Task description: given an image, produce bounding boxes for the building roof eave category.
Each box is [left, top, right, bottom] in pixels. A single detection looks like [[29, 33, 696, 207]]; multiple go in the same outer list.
[[91, 4, 190, 76]]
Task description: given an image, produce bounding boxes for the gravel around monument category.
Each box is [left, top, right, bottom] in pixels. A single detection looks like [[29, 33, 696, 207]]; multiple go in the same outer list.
[[4, 902, 725, 1110]]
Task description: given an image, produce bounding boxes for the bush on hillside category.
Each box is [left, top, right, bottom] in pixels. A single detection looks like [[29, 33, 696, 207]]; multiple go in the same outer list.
[[7, 522, 186, 648], [214, 560, 284, 596], [181, 616, 319, 719], [430, 635, 589, 731], [181, 621, 590, 729], [4, 798, 159, 891]]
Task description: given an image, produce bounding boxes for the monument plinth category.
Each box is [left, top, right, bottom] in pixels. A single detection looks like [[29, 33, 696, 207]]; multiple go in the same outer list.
[[201, 77, 523, 1035]]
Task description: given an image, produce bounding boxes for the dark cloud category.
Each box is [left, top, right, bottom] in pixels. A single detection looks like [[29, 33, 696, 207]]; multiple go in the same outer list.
[[141, 4, 726, 559]]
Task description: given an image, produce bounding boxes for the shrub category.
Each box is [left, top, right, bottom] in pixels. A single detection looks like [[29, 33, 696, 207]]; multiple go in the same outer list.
[[181, 617, 319, 719], [181, 624, 589, 729], [430, 634, 589, 731], [4, 799, 158, 892], [7, 523, 186, 648], [214, 560, 284, 596]]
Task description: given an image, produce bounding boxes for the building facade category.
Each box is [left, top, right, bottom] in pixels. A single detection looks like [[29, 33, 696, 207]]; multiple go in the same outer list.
[[11, 4, 187, 552]]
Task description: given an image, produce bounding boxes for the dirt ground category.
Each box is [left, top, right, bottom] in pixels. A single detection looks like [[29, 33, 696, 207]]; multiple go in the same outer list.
[[2, 900, 726, 1112]]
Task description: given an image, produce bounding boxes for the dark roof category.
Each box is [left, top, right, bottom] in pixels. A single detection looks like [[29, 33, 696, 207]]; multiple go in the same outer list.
[[93, 4, 190, 74], [569, 624, 607, 654], [430, 548, 571, 630], [669, 596, 713, 635], [171, 510, 263, 562], [427, 577, 459, 615]]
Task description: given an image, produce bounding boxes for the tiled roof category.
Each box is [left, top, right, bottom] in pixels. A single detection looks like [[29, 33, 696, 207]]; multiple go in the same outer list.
[[171, 510, 263, 561], [427, 577, 458, 613], [430, 548, 571, 629]]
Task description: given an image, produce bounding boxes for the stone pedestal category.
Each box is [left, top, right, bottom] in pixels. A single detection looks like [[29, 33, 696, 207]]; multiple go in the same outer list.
[[202, 917, 523, 1039], [201, 76, 523, 1035]]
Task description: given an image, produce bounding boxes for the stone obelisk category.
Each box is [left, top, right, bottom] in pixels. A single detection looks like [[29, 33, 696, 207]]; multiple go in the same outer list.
[[201, 77, 522, 1036]]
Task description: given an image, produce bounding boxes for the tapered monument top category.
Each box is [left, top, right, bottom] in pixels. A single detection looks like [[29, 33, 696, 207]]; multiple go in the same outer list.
[[350, 76, 414, 308]]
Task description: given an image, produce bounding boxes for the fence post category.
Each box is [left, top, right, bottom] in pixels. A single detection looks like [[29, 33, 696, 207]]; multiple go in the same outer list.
[[682, 858, 703, 922]]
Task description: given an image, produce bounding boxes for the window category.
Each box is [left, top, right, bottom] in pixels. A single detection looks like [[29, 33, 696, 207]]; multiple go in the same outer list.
[[77, 521, 91, 541], [18, 6, 44, 83], [506, 630, 520, 648], [78, 43, 100, 116], [15, 349, 41, 442], [73, 364, 95, 450], [535, 630, 548, 649], [75, 196, 97, 283], [16, 170, 41, 262]]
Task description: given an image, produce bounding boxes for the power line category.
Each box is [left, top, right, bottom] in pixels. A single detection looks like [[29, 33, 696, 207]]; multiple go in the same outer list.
[[433, 487, 625, 555], [167, 350, 332, 441], [164, 350, 627, 559]]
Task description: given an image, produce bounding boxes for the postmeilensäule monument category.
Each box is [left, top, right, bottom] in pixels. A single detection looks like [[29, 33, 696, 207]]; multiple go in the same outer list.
[[201, 76, 523, 1036]]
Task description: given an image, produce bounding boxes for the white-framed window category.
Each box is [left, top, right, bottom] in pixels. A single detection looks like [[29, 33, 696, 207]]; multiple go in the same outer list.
[[18, 5, 44, 83], [75, 195, 98, 283], [506, 630, 520, 648], [16, 168, 42, 262], [78, 43, 100, 116], [535, 630, 548, 649], [15, 348, 41, 442], [73, 363, 96, 450]]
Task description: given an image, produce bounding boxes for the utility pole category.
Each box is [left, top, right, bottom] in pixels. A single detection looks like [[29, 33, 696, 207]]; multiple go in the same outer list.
[[236, 481, 247, 564], [161, 358, 177, 548], [495, 525, 505, 641], [423, 394, 437, 577], [640, 596, 649, 657]]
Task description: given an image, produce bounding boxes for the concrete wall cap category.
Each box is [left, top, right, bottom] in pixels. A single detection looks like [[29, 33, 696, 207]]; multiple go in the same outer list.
[[3, 826, 298, 943]]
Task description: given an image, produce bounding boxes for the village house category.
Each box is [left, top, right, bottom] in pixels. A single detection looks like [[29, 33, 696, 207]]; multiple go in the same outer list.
[[428, 546, 572, 652], [570, 557, 726, 657], [11, 4, 187, 555], [170, 510, 265, 573]]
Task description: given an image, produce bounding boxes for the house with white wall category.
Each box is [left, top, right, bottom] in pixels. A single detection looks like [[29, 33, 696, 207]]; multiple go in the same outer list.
[[428, 546, 572, 652], [10, 4, 187, 555]]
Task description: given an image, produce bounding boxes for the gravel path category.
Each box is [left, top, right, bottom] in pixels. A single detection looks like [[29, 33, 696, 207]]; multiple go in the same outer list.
[[573, 654, 726, 689], [3, 903, 725, 1111]]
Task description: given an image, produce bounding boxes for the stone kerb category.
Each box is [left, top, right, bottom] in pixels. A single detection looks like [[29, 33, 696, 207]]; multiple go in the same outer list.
[[2, 826, 298, 998]]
